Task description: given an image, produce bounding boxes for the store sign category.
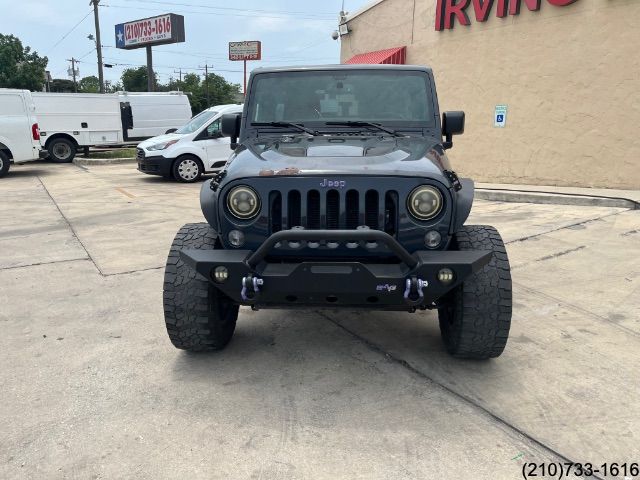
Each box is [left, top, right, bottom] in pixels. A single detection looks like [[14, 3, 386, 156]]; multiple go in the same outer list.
[[115, 14, 185, 49], [229, 41, 262, 61], [435, 0, 579, 30]]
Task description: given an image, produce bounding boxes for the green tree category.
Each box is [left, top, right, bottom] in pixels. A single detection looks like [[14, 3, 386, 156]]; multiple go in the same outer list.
[[0, 34, 48, 91], [121, 66, 157, 92], [78, 75, 100, 93], [50, 78, 76, 93]]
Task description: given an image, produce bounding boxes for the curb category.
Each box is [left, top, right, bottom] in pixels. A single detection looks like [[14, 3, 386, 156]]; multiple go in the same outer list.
[[476, 189, 639, 210], [73, 158, 136, 166]]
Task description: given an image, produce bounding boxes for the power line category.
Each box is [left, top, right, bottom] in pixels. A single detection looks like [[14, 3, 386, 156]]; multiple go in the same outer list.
[[121, 0, 336, 17], [101, 3, 336, 21], [45, 11, 94, 55]]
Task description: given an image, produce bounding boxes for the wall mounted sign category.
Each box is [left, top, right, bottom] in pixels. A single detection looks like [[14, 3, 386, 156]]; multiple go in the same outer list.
[[494, 105, 508, 128], [435, 0, 579, 30]]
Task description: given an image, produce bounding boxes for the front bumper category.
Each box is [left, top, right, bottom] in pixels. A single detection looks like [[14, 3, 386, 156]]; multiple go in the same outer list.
[[180, 229, 491, 310], [137, 151, 173, 176]]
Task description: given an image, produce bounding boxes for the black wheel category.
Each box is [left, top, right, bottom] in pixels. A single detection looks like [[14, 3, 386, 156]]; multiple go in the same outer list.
[[172, 155, 203, 183], [438, 225, 512, 359], [47, 138, 76, 163], [163, 223, 239, 351], [0, 151, 10, 178]]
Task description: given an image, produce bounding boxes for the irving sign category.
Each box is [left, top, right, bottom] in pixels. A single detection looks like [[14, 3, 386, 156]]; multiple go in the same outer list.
[[435, 0, 578, 30]]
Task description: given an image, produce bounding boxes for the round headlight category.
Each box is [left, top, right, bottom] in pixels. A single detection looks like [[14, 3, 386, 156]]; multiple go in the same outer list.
[[227, 186, 260, 219], [407, 186, 443, 221]]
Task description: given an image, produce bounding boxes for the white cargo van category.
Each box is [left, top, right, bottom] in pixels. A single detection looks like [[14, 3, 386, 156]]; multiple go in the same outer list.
[[33, 92, 124, 163], [117, 91, 192, 140], [137, 104, 243, 182], [0, 89, 45, 178], [32, 92, 193, 163]]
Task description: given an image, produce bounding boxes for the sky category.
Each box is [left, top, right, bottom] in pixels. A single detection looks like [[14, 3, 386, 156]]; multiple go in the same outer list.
[[1, 0, 372, 88]]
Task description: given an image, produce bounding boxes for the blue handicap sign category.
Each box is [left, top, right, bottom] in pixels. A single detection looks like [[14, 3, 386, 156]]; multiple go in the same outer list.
[[497, 114, 504, 123], [115, 24, 126, 49]]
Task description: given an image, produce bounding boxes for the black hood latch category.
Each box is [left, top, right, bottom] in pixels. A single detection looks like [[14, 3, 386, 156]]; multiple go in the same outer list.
[[210, 170, 227, 191], [444, 170, 463, 192]]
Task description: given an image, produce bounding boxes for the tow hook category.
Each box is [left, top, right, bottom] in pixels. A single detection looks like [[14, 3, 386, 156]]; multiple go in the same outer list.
[[241, 275, 264, 302], [404, 276, 428, 305]]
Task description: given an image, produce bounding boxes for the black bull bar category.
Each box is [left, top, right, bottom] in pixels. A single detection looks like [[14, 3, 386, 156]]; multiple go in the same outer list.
[[180, 230, 491, 309]]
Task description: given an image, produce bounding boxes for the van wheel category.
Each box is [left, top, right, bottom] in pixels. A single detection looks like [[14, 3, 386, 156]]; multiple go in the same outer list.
[[0, 151, 10, 178], [48, 138, 76, 163], [172, 156, 203, 183]]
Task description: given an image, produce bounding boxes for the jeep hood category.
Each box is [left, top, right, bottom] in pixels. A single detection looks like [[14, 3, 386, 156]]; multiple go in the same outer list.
[[224, 136, 452, 180]]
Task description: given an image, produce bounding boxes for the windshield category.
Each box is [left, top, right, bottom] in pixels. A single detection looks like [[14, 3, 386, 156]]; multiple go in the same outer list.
[[176, 110, 218, 134], [249, 70, 434, 127]]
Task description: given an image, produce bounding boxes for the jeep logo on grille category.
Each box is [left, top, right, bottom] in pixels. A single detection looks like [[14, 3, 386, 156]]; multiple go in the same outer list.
[[320, 179, 346, 188]]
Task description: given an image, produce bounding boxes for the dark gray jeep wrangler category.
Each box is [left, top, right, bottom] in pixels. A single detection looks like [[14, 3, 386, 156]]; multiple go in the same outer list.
[[163, 65, 512, 359]]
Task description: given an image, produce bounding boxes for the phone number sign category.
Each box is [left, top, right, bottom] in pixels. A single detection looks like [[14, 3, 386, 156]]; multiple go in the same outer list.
[[229, 41, 262, 61], [115, 13, 185, 50]]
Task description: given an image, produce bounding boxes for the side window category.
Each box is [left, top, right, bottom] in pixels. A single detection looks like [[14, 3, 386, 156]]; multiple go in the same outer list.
[[206, 119, 221, 137]]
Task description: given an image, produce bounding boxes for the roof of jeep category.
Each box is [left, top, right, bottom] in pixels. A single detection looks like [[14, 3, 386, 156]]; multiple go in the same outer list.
[[251, 64, 433, 74]]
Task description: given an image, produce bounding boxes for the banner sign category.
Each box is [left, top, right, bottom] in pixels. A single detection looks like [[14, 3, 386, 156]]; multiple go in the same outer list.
[[115, 14, 185, 50], [229, 41, 262, 61]]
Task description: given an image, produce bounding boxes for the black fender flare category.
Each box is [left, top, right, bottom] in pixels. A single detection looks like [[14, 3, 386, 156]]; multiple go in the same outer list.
[[200, 180, 220, 231], [452, 178, 474, 234]]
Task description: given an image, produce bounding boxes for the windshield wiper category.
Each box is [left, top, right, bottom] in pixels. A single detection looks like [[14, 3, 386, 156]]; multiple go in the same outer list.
[[324, 121, 404, 137], [252, 122, 318, 136]]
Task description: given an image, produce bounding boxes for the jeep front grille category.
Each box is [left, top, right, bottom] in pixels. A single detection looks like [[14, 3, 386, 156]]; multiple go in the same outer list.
[[136, 148, 144, 161], [268, 188, 399, 236]]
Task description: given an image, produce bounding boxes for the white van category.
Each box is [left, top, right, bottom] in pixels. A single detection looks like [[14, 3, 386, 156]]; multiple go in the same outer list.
[[33, 92, 124, 163], [137, 104, 243, 182], [0, 89, 45, 178], [117, 91, 192, 140], [32, 92, 193, 163]]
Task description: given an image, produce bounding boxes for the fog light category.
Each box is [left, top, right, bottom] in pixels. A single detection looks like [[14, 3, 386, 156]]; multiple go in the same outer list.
[[228, 230, 245, 247], [425, 230, 442, 249], [213, 266, 229, 283], [438, 268, 455, 284]]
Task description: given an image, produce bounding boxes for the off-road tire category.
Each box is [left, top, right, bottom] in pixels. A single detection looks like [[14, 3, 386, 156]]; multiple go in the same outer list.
[[47, 138, 76, 163], [163, 223, 239, 351], [172, 155, 203, 183], [0, 151, 10, 178], [438, 225, 512, 359]]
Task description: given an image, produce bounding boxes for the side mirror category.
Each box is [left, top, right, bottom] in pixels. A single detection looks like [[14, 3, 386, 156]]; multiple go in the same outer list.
[[442, 111, 465, 150], [165, 128, 178, 134], [221, 113, 241, 150]]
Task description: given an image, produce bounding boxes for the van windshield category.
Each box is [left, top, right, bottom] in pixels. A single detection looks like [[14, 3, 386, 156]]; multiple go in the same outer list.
[[176, 110, 218, 134], [249, 70, 434, 127]]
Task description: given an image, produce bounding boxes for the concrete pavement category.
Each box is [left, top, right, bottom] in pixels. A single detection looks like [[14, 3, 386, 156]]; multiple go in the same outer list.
[[1, 162, 638, 479]]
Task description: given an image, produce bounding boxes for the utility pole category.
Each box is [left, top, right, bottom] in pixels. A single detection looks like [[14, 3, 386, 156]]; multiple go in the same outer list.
[[173, 68, 183, 83], [199, 64, 213, 107], [146, 45, 154, 91], [90, 0, 105, 93], [67, 58, 79, 92]]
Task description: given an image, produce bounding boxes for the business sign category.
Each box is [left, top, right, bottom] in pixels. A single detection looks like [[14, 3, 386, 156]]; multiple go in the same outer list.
[[229, 41, 262, 61], [435, 0, 579, 30], [115, 14, 185, 50], [494, 105, 508, 128]]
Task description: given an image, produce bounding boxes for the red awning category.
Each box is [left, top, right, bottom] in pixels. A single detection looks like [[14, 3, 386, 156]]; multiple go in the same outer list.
[[345, 46, 406, 65]]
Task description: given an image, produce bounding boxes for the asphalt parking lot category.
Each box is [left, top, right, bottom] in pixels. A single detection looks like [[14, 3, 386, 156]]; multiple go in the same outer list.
[[1, 162, 639, 479]]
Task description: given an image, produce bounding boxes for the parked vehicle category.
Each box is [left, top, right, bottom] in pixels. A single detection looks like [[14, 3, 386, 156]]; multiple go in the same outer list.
[[136, 104, 243, 183], [0, 89, 46, 178], [163, 65, 513, 360], [32, 91, 193, 163], [33, 92, 124, 163], [117, 91, 192, 140]]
